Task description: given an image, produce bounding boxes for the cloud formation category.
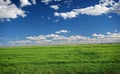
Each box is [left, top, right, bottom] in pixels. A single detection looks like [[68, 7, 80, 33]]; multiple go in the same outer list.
[[54, 0, 120, 19], [50, 5, 59, 10], [54, 11, 78, 19], [0, 0, 119, 21], [20, 0, 32, 7], [9, 30, 120, 46], [55, 30, 70, 34], [41, 0, 62, 5], [41, 0, 52, 5], [0, 0, 26, 21]]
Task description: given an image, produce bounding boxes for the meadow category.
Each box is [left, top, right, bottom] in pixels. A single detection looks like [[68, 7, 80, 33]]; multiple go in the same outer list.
[[0, 44, 120, 74]]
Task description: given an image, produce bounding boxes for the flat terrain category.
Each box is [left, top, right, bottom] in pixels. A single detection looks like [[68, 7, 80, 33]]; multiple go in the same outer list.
[[0, 44, 120, 74]]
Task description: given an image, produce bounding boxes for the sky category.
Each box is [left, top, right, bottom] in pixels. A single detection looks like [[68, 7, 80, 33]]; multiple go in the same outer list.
[[0, 0, 120, 46]]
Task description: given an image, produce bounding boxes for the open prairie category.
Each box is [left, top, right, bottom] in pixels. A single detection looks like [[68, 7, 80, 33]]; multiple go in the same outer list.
[[0, 44, 120, 74]]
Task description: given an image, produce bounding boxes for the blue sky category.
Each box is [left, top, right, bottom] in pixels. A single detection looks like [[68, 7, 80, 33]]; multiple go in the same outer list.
[[0, 0, 120, 46]]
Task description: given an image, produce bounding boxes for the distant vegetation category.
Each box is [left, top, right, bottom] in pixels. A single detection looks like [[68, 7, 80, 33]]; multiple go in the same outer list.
[[0, 44, 120, 74]]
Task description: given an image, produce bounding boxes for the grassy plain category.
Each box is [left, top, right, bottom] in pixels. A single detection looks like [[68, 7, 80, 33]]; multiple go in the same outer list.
[[0, 44, 120, 74]]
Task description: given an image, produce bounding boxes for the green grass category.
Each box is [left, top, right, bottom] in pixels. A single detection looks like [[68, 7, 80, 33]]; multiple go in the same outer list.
[[0, 44, 120, 74]]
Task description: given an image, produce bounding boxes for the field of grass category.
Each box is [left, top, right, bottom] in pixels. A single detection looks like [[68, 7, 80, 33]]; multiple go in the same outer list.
[[0, 44, 120, 74]]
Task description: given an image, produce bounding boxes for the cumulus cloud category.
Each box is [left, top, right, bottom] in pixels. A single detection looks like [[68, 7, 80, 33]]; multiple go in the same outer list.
[[1, 0, 119, 21], [107, 32, 111, 34], [54, 0, 120, 19], [92, 33, 98, 37], [50, 5, 59, 10], [54, 12, 60, 16], [26, 35, 46, 40], [0, 0, 26, 21], [9, 30, 120, 46], [54, 5, 110, 19], [54, 11, 78, 19], [92, 33, 105, 38], [20, 0, 32, 7], [75, 5, 109, 16], [55, 30, 70, 34]]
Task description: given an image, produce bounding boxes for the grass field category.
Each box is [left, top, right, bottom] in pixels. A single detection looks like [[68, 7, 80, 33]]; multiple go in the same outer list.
[[0, 44, 120, 74]]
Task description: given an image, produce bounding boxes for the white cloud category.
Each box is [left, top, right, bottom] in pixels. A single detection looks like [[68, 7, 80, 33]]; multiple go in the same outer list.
[[54, 0, 61, 1], [54, 19, 59, 22], [47, 17, 50, 20], [63, 0, 73, 8], [41, 0, 52, 5], [20, 0, 32, 7], [32, 0, 36, 4], [9, 30, 120, 46], [92, 33, 106, 38], [114, 29, 118, 32], [90, 32, 120, 43], [50, 5, 59, 10], [107, 32, 111, 34], [92, 33, 98, 37], [55, 4, 110, 19], [10, 40, 32, 46], [0, 0, 26, 21], [97, 34, 105, 38], [54, 0, 120, 19], [54, 12, 60, 16], [76, 5, 109, 16], [45, 34, 60, 38], [110, 2, 120, 14], [41, 0, 62, 5], [54, 11, 78, 19], [55, 30, 71, 34], [26, 35, 46, 40], [64, 0, 73, 4], [108, 15, 112, 18]]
